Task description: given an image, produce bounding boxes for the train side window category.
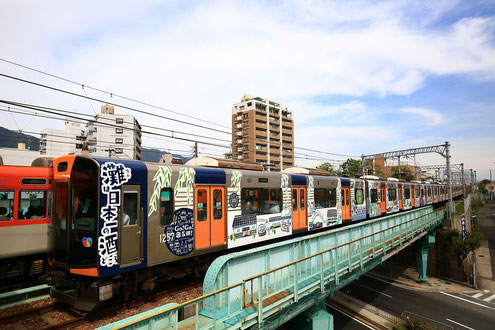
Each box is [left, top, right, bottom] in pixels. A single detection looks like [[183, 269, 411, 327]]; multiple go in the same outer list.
[[197, 188, 208, 221], [160, 188, 174, 226], [241, 188, 260, 215], [19, 190, 46, 220], [22, 178, 47, 185], [387, 188, 396, 201], [314, 188, 328, 208], [300, 191, 305, 210], [123, 191, 138, 226], [261, 188, 282, 214], [355, 189, 364, 204], [404, 188, 411, 199], [370, 189, 378, 203], [0, 190, 14, 221], [292, 189, 298, 211], [213, 189, 223, 219]]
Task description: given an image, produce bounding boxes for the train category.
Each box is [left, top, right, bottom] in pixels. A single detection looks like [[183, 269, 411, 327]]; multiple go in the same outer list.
[[0, 162, 52, 279], [37, 154, 464, 311]]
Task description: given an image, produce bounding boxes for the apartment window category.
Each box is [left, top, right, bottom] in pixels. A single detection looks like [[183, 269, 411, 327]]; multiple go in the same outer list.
[[243, 113, 249, 119], [116, 128, 124, 134], [244, 137, 249, 143], [115, 138, 123, 144], [75, 143, 83, 149], [116, 118, 124, 124], [247, 102, 252, 107], [243, 129, 249, 134]]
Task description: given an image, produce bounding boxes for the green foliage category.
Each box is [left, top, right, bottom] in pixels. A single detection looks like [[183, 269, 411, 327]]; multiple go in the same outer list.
[[455, 202, 464, 215], [373, 164, 385, 177], [393, 324, 407, 330], [391, 166, 415, 181], [440, 228, 483, 259], [478, 179, 491, 195], [339, 158, 362, 177], [317, 162, 336, 175]]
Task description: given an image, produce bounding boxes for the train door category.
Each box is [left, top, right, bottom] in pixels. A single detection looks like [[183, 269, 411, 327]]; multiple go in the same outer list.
[[120, 185, 143, 266], [292, 188, 307, 230], [341, 187, 351, 221], [411, 185, 415, 207], [195, 186, 226, 249], [398, 185, 403, 210]]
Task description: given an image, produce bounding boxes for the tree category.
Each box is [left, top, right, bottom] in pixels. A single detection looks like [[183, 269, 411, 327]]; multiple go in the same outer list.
[[317, 162, 336, 175], [339, 158, 362, 177], [391, 166, 415, 181], [478, 179, 491, 195]]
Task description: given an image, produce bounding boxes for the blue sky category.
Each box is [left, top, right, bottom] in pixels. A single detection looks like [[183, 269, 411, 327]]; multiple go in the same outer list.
[[0, 0, 494, 179]]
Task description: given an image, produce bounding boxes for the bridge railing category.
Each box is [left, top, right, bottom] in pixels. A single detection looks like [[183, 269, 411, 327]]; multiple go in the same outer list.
[[101, 207, 445, 330]]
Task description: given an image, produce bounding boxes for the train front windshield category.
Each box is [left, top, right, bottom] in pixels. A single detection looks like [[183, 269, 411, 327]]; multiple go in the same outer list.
[[53, 157, 98, 268]]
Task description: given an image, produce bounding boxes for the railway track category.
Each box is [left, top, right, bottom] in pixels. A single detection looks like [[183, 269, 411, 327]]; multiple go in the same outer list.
[[0, 277, 202, 329]]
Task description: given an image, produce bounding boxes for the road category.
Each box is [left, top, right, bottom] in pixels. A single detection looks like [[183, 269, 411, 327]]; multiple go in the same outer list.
[[342, 274, 495, 329]]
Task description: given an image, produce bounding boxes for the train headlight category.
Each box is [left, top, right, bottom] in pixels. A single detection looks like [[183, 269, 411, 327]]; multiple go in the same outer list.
[[99, 283, 113, 301]]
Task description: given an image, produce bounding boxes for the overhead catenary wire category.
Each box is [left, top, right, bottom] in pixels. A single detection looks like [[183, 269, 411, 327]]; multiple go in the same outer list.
[[0, 100, 231, 149], [0, 73, 230, 135], [0, 70, 359, 160], [0, 57, 231, 130], [0, 100, 231, 144]]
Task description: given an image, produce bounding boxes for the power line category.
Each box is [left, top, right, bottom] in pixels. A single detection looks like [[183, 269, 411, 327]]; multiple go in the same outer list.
[[0, 68, 358, 162], [0, 57, 231, 130], [0, 72, 230, 135], [0, 100, 231, 149], [0, 100, 231, 144]]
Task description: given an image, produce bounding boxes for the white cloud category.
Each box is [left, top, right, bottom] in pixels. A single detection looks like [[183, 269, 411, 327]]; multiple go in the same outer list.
[[399, 107, 447, 125], [0, 1, 493, 166]]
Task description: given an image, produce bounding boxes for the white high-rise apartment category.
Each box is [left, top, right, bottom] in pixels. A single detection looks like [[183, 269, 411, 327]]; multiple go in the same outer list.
[[40, 120, 85, 157], [86, 104, 142, 160]]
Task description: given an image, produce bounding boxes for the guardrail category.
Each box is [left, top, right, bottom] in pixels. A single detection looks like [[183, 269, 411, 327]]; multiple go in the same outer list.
[[100, 207, 445, 330]]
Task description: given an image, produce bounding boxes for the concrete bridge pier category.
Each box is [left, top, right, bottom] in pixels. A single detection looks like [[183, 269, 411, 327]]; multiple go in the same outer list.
[[293, 300, 333, 330], [415, 234, 436, 282]]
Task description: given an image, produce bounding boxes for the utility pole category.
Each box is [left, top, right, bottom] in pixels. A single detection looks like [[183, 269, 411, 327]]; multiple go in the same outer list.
[[361, 154, 366, 176], [194, 142, 198, 158], [445, 141, 454, 217], [461, 163, 465, 196], [397, 155, 401, 179]]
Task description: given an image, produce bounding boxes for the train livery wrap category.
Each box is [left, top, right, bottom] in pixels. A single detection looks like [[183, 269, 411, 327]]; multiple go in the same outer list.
[[45, 155, 464, 311]]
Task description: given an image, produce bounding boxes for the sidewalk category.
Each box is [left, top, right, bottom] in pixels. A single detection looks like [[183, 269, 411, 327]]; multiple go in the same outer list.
[[475, 201, 495, 291]]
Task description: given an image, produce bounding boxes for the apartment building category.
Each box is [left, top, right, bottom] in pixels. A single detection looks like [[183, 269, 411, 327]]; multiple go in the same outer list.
[[232, 94, 294, 171], [40, 120, 85, 157], [86, 104, 142, 160]]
